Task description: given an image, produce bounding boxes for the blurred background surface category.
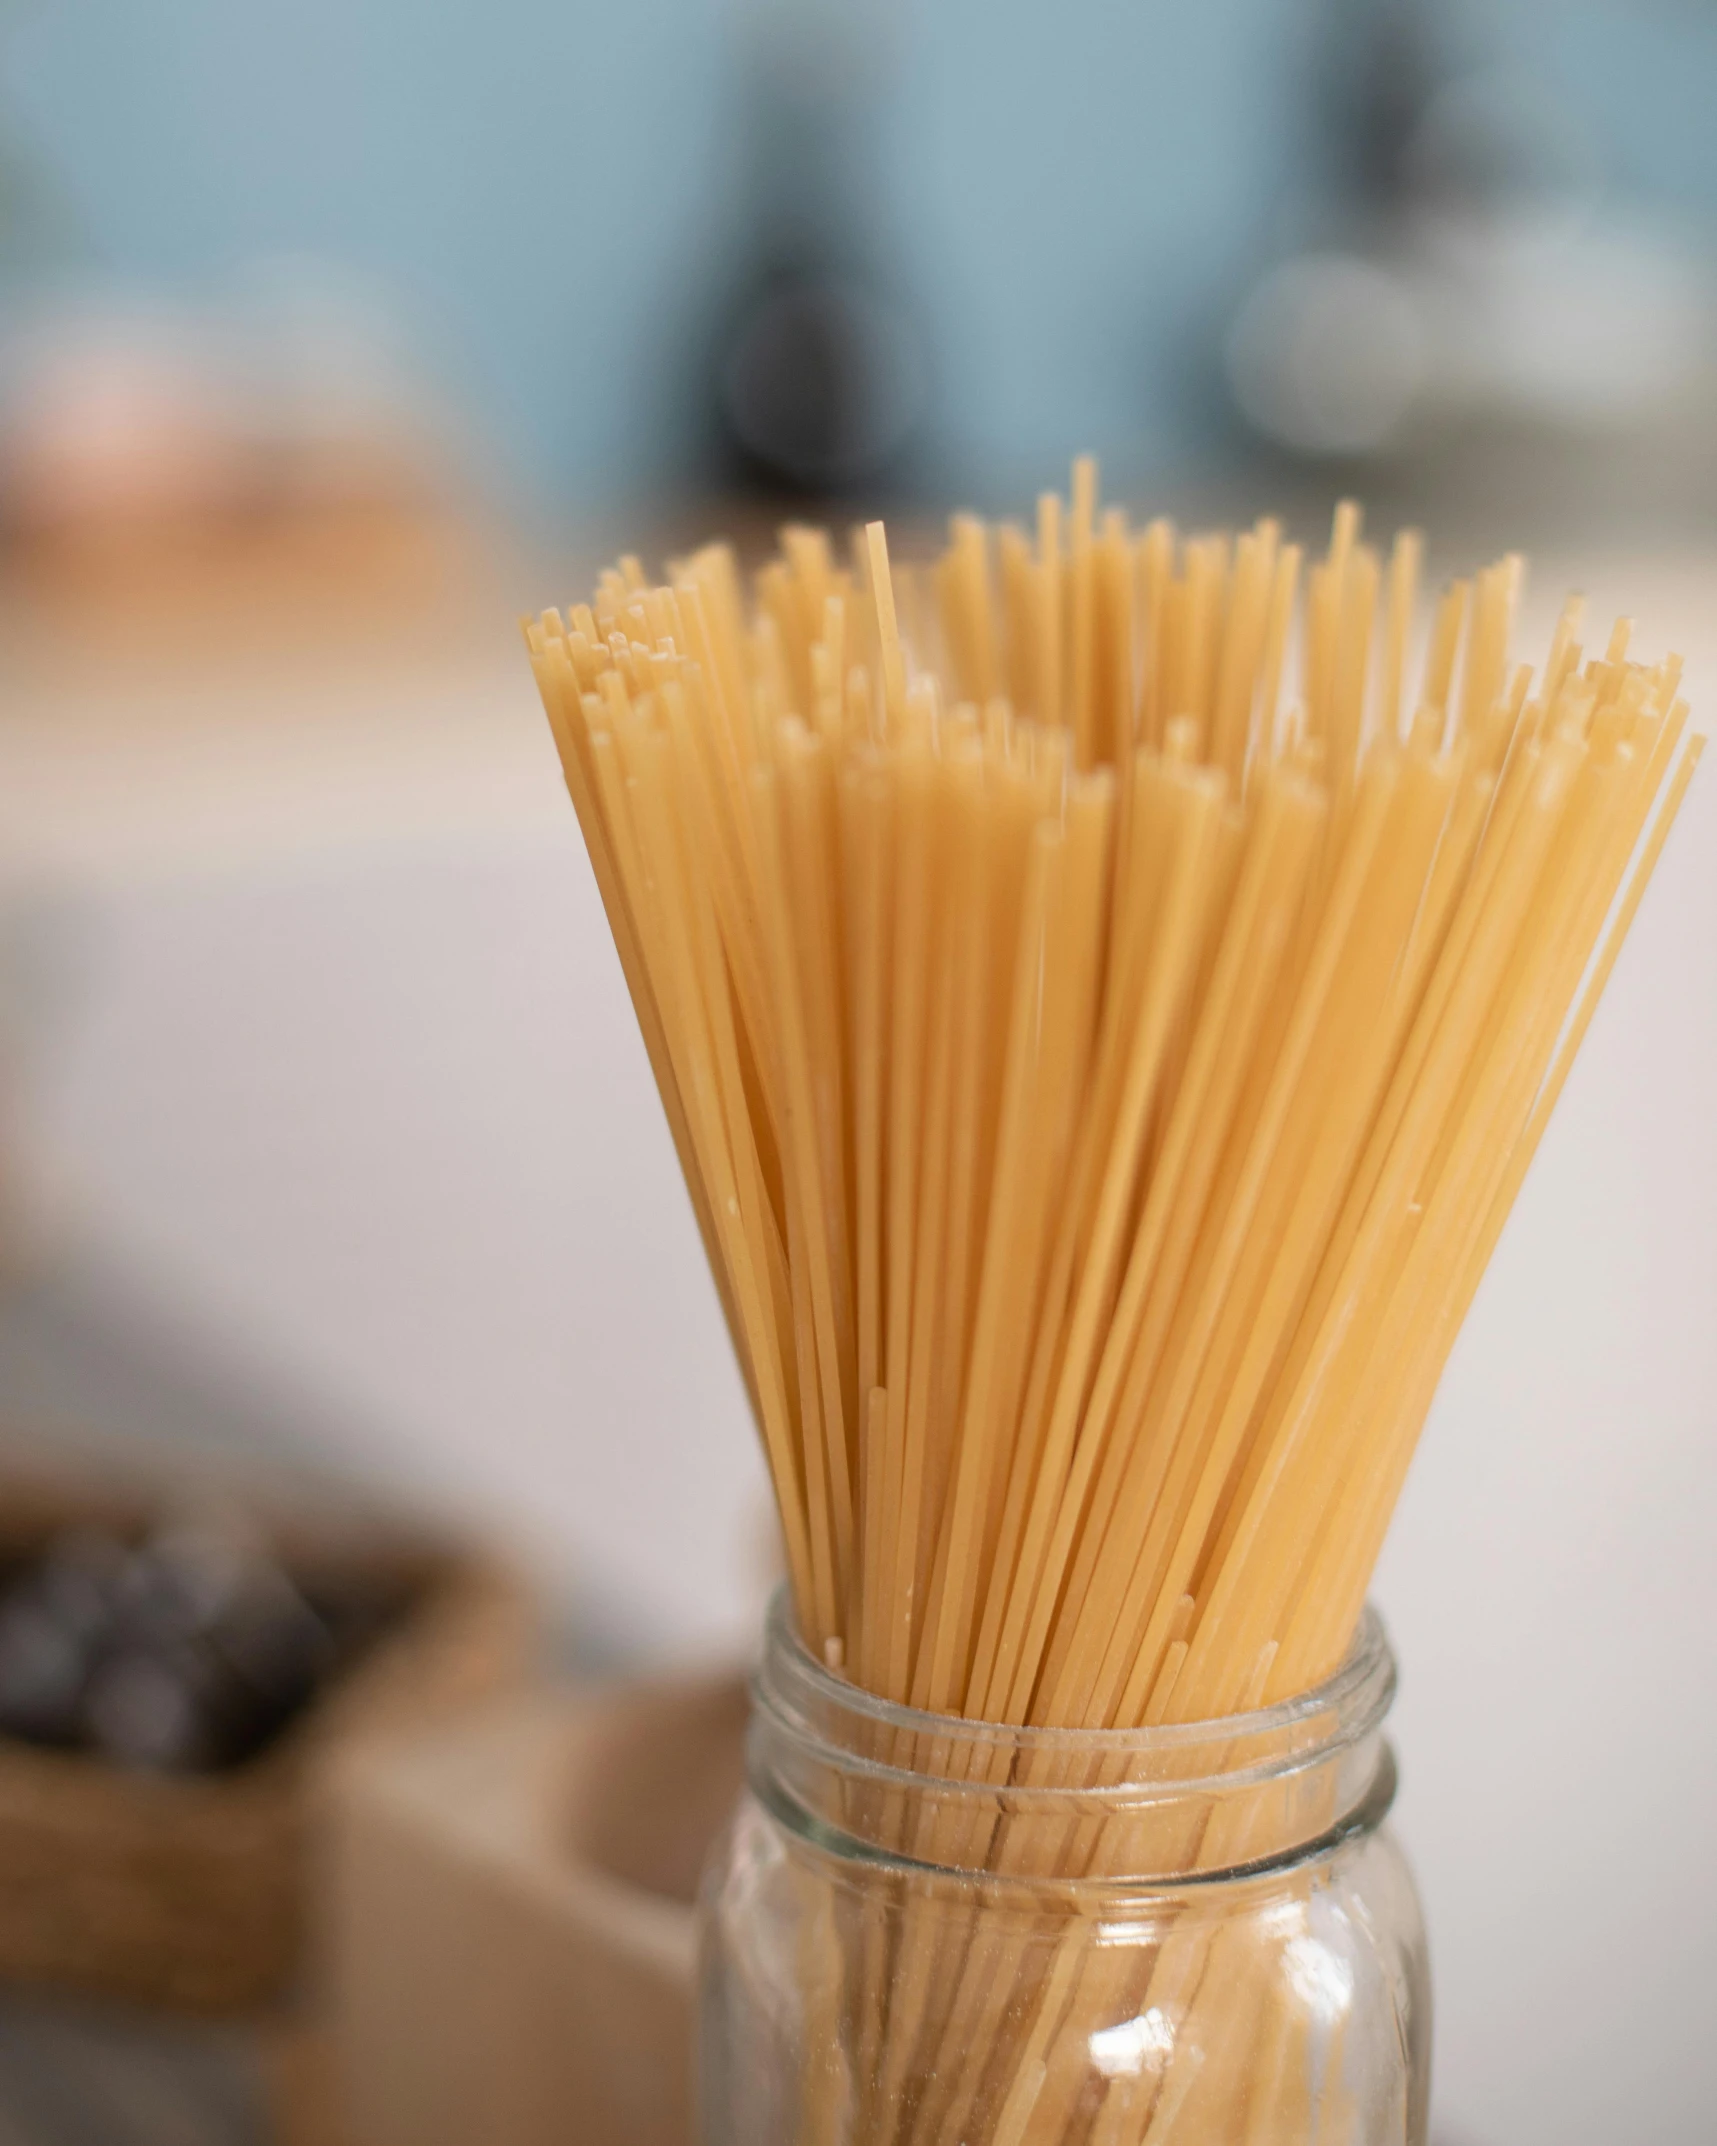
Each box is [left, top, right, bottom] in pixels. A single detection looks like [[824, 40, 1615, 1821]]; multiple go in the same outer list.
[[0, 3, 1713, 2143]]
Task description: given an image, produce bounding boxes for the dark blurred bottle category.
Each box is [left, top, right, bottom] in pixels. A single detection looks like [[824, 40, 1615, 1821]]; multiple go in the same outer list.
[[699, 0, 928, 501], [1222, 0, 1457, 461], [1222, 0, 1717, 527]]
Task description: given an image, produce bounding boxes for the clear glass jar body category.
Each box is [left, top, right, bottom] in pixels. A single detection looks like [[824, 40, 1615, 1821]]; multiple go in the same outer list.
[[700, 1594, 1428, 2145]]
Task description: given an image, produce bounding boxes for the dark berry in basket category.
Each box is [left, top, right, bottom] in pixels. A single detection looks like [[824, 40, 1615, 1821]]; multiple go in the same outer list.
[[0, 1516, 392, 1772], [0, 1596, 92, 1744]]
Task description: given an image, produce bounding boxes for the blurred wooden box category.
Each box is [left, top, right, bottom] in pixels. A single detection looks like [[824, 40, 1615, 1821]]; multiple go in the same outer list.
[[0, 1464, 534, 2015], [326, 1671, 747, 2146]]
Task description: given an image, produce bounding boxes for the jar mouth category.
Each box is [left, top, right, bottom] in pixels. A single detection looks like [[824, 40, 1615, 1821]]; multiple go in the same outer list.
[[749, 1589, 1397, 1879], [763, 1585, 1392, 1757]]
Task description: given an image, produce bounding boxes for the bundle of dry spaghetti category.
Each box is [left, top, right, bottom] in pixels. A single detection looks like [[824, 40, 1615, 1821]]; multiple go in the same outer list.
[[525, 461, 1698, 2141]]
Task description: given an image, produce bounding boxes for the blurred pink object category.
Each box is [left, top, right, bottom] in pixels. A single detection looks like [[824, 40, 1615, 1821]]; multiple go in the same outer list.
[[0, 268, 459, 540], [3, 323, 251, 530]]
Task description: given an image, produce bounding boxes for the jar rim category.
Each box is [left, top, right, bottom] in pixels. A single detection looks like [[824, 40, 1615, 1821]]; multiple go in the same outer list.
[[751, 1585, 1396, 1847], [749, 1592, 1397, 1878]]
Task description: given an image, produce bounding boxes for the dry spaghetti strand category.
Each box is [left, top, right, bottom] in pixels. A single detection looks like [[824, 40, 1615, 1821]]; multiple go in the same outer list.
[[527, 463, 1700, 2145]]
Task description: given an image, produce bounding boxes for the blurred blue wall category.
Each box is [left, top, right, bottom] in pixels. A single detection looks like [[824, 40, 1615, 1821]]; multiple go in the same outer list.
[[4, 1, 1714, 510]]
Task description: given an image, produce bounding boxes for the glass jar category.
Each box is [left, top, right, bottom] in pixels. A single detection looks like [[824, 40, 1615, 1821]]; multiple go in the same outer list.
[[699, 1591, 1428, 2145]]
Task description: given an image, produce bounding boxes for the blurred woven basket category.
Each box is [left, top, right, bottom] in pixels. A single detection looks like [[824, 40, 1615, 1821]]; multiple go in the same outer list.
[[0, 1459, 535, 2013]]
